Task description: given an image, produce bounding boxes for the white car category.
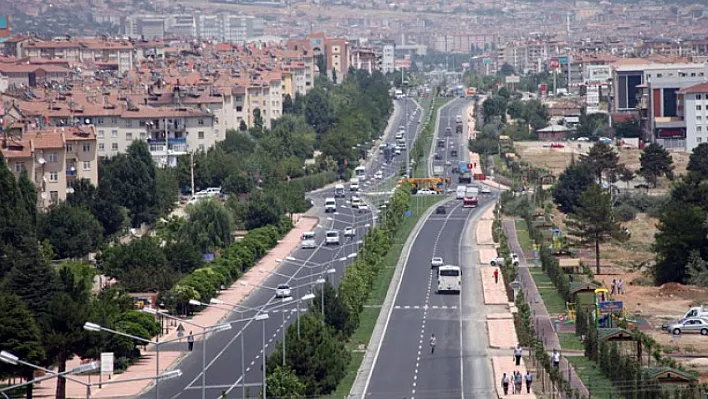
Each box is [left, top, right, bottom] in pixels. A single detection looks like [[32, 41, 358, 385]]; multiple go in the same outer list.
[[301, 238, 316, 249], [374, 171, 383, 180], [417, 189, 436, 195], [344, 227, 356, 237], [275, 284, 292, 298], [431, 257, 444, 268], [577, 137, 590, 142], [481, 187, 491, 194], [325, 230, 340, 245]]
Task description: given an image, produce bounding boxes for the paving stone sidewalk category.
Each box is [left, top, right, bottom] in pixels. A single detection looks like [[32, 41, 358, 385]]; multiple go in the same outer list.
[[502, 219, 590, 398]]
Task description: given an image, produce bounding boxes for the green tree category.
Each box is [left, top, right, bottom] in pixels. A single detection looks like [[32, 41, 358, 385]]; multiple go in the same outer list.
[[639, 143, 674, 187], [552, 162, 595, 213], [614, 118, 641, 138], [99, 236, 174, 291], [68, 178, 127, 237], [239, 119, 248, 131], [580, 142, 619, 185], [687, 142, 708, 178], [617, 164, 635, 189], [566, 184, 629, 274], [155, 167, 179, 216], [18, 169, 37, 226], [263, 366, 306, 398], [686, 250, 708, 287], [181, 199, 234, 253], [304, 87, 333, 137], [245, 192, 283, 230], [38, 203, 103, 259], [223, 173, 254, 195], [310, 280, 354, 337], [0, 291, 45, 399], [331, 67, 338, 84], [253, 108, 265, 131], [282, 94, 294, 114]]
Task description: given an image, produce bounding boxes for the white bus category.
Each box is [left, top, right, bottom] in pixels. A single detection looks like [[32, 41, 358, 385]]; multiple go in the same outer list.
[[354, 166, 366, 181], [437, 265, 461, 294]]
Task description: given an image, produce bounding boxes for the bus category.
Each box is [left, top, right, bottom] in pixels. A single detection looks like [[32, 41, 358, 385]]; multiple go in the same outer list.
[[437, 265, 461, 294], [354, 166, 366, 181]]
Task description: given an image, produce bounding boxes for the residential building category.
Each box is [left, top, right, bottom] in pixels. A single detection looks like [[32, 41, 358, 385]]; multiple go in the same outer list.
[[127, 14, 264, 43], [380, 41, 395, 74], [1, 125, 98, 208], [325, 38, 349, 81], [681, 82, 708, 152], [23, 38, 135, 73]]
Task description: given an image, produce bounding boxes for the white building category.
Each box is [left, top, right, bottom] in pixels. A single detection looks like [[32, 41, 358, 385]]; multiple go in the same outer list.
[[380, 42, 395, 74], [680, 82, 708, 153]]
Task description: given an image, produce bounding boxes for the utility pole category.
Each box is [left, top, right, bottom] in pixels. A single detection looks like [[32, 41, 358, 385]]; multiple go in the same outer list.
[[190, 151, 195, 197]]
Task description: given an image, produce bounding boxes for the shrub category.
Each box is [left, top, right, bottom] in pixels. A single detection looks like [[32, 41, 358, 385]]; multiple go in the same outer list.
[[614, 203, 638, 222]]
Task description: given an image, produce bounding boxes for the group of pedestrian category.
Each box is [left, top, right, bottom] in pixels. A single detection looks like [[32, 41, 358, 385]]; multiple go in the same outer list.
[[501, 370, 532, 395], [610, 279, 624, 296]]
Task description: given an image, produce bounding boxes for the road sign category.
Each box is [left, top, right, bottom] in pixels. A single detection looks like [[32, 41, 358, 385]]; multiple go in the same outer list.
[[549, 58, 560, 69], [100, 352, 114, 376]]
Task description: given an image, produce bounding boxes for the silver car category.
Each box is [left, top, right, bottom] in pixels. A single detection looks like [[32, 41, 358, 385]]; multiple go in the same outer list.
[[667, 318, 708, 335], [431, 257, 444, 268]]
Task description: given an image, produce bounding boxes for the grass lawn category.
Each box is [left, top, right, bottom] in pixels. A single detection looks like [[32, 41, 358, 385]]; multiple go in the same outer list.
[[325, 194, 444, 398], [530, 269, 567, 315], [567, 356, 617, 399], [412, 97, 452, 178], [558, 333, 584, 351], [514, 219, 533, 252]]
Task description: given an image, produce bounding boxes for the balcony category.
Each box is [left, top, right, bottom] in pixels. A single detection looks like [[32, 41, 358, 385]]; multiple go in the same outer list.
[[654, 116, 686, 129], [147, 137, 187, 144]]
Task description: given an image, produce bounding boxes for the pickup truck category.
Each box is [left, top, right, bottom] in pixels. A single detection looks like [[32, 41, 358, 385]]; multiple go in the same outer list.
[[490, 253, 520, 267]]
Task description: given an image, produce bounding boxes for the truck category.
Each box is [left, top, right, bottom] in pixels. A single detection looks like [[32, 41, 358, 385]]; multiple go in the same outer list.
[[349, 178, 360, 191], [463, 186, 479, 208], [458, 161, 473, 184], [661, 306, 708, 330], [432, 165, 444, 177], [334, 184, 345, 198], [324, 197, 337, 213]]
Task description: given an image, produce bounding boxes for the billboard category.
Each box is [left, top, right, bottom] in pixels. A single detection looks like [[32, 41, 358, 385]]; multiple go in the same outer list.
[[394, 59, 411, 69], [586, 65, 611, 84], [483, 58, 493, 65], [540, 83, 548, 97], [598, 301, 624, 314], [505, 75, 520, 84], [549, 58, 560, 69], [657, 128, 685, 138]]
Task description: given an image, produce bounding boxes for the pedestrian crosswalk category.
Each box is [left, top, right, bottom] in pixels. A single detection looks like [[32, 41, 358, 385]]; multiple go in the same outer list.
[[393, 305, 458, 310]]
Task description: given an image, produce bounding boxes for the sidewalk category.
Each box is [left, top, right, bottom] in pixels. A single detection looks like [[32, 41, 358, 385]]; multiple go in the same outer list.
[[502, 219, 590, 398], [34, 214, 319, 399]]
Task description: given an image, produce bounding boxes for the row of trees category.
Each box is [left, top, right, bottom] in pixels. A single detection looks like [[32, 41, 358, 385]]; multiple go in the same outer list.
[[261, 186, 412, 397], [0, 155, 160, 399]]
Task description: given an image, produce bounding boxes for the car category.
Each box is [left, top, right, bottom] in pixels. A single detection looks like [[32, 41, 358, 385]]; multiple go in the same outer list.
[[325, 230, 340, 245], [445, 160, 451, 166], [667, 318, 708, 335], [344, 227, 356, 237], [417, 189, 436, 195], [435, 206, 446, 214], [450, 150, 458, 157], [275, 284, 292, 298], [634, 183, 650, 190], [374, 171, 383, 179], [395, 149, 401, 155], [481, 186, 491, 194], [550, 143, 565, 149], [431, 257, 444, 268], [434, 153, 442, 160], [577, 137, 590, 142], [445, 127, 452, 135], [490, 253, 520, 267]]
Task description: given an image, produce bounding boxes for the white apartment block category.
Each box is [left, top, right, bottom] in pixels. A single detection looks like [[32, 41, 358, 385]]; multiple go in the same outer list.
[[681, 82, 708, 153], [381, 42, 395, 74], [23, 39, 135, 73], [126, 14, 264, 43]]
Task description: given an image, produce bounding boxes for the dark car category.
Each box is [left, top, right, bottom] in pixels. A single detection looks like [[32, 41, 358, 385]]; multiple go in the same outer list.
[[435, 206, 446, 215], [434, 153, 442, 160], [450, 150, 458, 157]]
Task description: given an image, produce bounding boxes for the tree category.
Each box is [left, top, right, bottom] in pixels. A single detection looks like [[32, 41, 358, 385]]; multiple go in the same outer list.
[[253, 108, 265, 131], [245, 192, 283, 230], [566, 184, 628, 274], [282, 94, 294, 115], [155, 167, 179, 216], [331, 67, 338, 84], [99, 236, 174, 291], [18, 170, 37, 226], [687, 142, 708, 178], [38, 203, 103, 259], [617, 164, 635, 189], [639, 143, 673, 187], [304, 87, 333, 137], [223, 173, 254, 195], [180, 199, 234, 253], [68, 178, 127, 237], [552, 163, 595, 213], [0, 291, 45, 399], [239, 119, 248, 131], [580, 142, 619, 185], [686, 250, 708, 288], [263, 366, 306, 398], [310, 280, 354, 337], [614, 118, 641, 138]]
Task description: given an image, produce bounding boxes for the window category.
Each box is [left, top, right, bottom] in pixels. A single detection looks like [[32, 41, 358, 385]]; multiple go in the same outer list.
[[198, 144, 205, 151], [82, 144, 91, 152], [83, 161, 91, 171], [126, 132, 133, 141], [140, 132, 146, 139], [98, 130, 105, 138], [698, 105, 703, 111], [198, 119, 204, 125], [66, 144, 73, 153], [698, 137, 703, 144], [49, 172, 58, 182], [98, 143, 105, 151], [657, 73, 663, 78], [111, 143, 119, 151], [15, 162, 25, 173], [139, 120, 146, 127], [198, 131, 205, 139], [50, 191, 58, 204], [698, 126, 703, 132], [125, 120, 133, 128], [97, 117, 104, 124], [111, 130, 118, 138], [48, 152, 57, 163], [699, 95, 703, 100], [236, 106, 243, 112]]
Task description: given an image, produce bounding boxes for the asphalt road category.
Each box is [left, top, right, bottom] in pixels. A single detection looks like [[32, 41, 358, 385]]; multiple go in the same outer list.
[[141, 98, 423, 399], [363, 98, 497, 399]]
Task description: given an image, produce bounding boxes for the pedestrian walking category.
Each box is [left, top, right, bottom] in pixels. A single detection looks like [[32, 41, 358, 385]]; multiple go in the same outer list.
[[513, 344, 522, 366], [552, 349, 560, 369], [525, 371, 533, 393], [187, 331, 194, 351], [514, 371, 523, 395], [429, 334, 436, 354], [617, 279, 624, 295], [610, 279, 616, 296], [494, 268, 499, 284], [501, 373, 510, 395]]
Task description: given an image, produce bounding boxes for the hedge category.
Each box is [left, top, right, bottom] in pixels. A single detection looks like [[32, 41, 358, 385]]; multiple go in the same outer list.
[[162, 216, 293, 313]]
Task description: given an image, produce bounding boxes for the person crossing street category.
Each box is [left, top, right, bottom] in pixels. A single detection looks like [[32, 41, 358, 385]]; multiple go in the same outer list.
[[429, 334, 436, 354]]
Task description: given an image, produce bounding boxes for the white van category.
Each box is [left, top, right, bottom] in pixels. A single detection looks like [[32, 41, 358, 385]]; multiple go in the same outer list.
[[324, 197, 337, 213], [456, 185, 467, 200], [334, 184, 345, 198], [325, 230, 340, 245], [351, 196, 363, 209], [350, 178, 360, 191]]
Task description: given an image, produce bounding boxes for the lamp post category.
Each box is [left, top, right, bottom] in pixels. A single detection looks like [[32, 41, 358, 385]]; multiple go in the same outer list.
[[83, 322, 228, 399], [255, 313, 269, 399], [142, 308, 231, 399], [0, 351, 184, 399]]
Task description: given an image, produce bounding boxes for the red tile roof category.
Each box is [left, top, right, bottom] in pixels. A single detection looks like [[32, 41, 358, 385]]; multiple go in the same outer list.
[[679, 82, 708, 94]]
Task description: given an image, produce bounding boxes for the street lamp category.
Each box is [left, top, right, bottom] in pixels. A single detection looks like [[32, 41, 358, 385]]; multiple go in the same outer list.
[[83, 322, 226, 399], [254, 313, 270, 399], [142, 308, 231, 399]]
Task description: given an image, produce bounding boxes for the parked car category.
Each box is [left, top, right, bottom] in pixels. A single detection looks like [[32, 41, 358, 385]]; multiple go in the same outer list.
[[666, 318, 708, 335], [481, 187, 491, 194], [344, 226, 356, 237], [550, 143, 565, 149], [435, 205, 446, 214], [431, 257, 444, 268], [417, 189, 436, 195], [275, 284, 292, 298], [490, 253, 520, 267], [577, 137, 590, 142]]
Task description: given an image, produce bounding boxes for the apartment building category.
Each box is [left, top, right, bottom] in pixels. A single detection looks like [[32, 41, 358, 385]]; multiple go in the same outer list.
[[126, 14, 264, 43], [498, 39, 561, 74], [681, 82, 708, 153], [23, 38, 135, 73], [325, 38, 349, 81], [1, 126, 98, 208], [379, 41, 395, 74]]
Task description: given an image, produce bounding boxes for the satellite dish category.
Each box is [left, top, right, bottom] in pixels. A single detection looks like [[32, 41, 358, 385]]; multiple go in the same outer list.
[[37, 157, 46, 164], [84, 118, 91, 124], [66, 187, 75, 194], [69, 166, 76, 172]]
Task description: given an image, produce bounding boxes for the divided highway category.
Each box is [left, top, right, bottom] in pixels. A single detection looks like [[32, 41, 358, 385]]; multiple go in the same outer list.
[[363, 98, 497, 398], [140, 98, 422, 399]]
